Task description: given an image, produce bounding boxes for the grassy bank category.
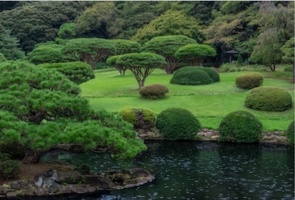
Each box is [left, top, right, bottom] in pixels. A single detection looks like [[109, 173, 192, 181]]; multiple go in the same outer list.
[[80, 68, 294, 131]]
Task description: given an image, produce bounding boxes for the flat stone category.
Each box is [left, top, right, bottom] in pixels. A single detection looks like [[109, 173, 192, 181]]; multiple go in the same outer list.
[[211, 135, 220, 140], [205, 132, 213, 137], [197, 132, 205, 137], [69, 185, 88, 194], [6, 191, 17, 198]]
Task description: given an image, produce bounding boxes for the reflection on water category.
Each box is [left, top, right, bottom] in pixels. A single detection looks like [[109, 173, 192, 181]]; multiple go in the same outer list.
[[38, 141, 294, 200]]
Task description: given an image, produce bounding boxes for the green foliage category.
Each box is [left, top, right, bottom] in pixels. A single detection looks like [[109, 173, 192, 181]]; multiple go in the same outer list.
[[106, 55, 127, 75], [219, 110, 262, 143], [62, 38, 116, 69], [156, 108, 201, 140], [139, 84, 169, 99], [38, 61, 95, 85], [175, 44, 216, 66], [132, 10, 204, 44], [0, 25, 24, 60], [0, 159, 20, 179], [286, 121, 294, 144], [119, 108, 156, 130], [111, 39, 141, 55], [236, 73, 263, 89], [245, 86, 292, 112], [116, 52, 166, 88], [0, 53, 6, 62], [27, 43, 72, 64], [57, 23, 77, 40], [170, 66, 213, 85], [141, 35, 196, 73], [200, 67, 220, 82], [281, 37, 294, 64], [0, 1, 93, 52]]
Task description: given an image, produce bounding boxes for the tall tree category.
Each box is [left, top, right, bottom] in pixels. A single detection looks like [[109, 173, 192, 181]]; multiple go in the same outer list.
[[0, 25, 24, 60], [0, 2, 94, 52], [132, 10, 204, 44], [142, 35, 197, 74], [116, 53, 166, 89], [61, 38, 116, 70], [250, 2, 294, 71]]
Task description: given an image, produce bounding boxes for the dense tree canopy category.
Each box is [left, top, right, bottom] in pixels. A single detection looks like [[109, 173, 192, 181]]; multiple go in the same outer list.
[[26, 43, 72, 64], [142, 35, 196, 73], [0, 61, 146, 162], [132, 10, 204, 44], [175, 44, 216, 66], [116, 52, 166, 89], [61, 38, 116, 69]]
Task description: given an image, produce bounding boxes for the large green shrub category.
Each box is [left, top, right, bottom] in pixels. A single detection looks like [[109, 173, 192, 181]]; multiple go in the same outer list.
[[236, 73, 263, 89], [245, 86, 292, 111], [139, 84, 169, 99], [170, 67, 213, 85], [0, 140, 25, 160], [38, 61, 95, 84], [286, 121, 294, 144], [119, 108, 156, 130], [219, 110, 262, 143], [156, 108, 201, 140]]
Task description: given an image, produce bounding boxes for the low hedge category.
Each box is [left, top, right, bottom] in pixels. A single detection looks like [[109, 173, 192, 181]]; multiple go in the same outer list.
[[119, 108, 156, 129], [219, 110, 262, 143], [139, 84, 169, 99], [236, 73, 263, 89], [245, 86, 292, 111], [170, 67, 213, 85], [156, 108, 201, 140]]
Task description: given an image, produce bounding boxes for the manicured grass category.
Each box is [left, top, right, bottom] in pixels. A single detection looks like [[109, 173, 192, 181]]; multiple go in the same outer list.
[[80, 68, 294, 131]]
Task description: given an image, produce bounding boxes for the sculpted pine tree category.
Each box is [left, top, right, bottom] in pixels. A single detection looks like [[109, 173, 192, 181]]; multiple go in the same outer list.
[[0, 61, 146, 163], [116, 52, 166, 89], [142, 35, 197, 74], [62, 38, 116, 70]]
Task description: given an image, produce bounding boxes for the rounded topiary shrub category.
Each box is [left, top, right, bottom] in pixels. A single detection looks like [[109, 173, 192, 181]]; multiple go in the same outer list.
[[219, 110, 262, 143], [286, 121, 294, 144], [139, 84, 169, 99], [170, 67, 213, 85], [245, 86, 292, 112], [119, 108, 156, 129], [201, 67, 220, 82], [156, 108, 201, 140], [236, 73, 263, 89]]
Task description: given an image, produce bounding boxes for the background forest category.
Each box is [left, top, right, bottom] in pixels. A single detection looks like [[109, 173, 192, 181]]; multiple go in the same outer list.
[[0, 1, 293, 67]]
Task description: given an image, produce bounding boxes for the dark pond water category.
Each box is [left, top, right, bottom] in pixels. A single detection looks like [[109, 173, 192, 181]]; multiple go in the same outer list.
[[35, 141, 294, 200]]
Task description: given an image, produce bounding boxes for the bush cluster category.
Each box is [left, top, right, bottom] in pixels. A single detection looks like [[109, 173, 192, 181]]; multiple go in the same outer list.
[[119, 108, 156, 130], [156, 108, 201, 140], [170, 66, 219, 85], [139, 84, 169, 99], [0, 153, 20, 179], [236, 73, 263, 89], [219, 110, 262, 143], [286, 121, 294, 144], [245, 86, 292, 112]]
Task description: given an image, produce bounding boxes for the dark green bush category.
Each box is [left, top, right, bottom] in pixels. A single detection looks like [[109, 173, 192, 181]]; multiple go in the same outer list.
[[236, 73, 263, 89], [139, 84, 169, 99], [75, 164, 91, 175], [0, 153, 20, 179], [219, 110, 262, 143], [156, 108, 201, 140], [170, 67, 213, 85], [38, 61, 95, 84], [286, 121, 294, 144], [200, 67, 220, 82], [119, 108, 156, 129], [0, 140, 25, 160], [245, 86, 292, 111]]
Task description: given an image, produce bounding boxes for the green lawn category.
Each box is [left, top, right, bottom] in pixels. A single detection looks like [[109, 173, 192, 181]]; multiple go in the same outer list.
[[80, 69, 294, 131]]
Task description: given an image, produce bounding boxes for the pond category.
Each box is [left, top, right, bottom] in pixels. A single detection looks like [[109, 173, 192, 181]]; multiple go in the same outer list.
[[38, 141, 294, 200]]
